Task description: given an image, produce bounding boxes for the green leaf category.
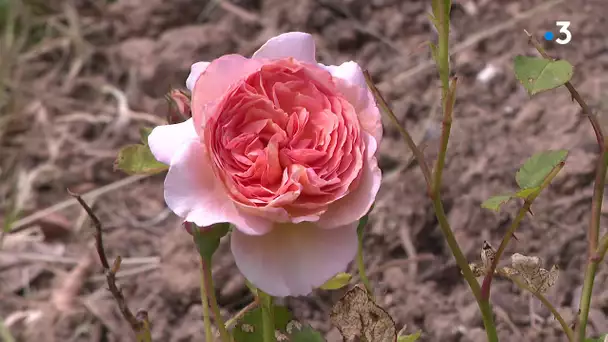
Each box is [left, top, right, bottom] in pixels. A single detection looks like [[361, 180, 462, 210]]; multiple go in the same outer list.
[[232, 306, 292, 342], [481, 195, 512, 212], [514, 187, 540, 199], [319, 272, 352, 290], [285, 324, 325, 342], [585, 333, 608, 342], [398, 330, 422, 342], [114, 144, 168, 175], [516, 150, 568, 189], [192, 223, 231, 262], [513, 56, 573, 95]]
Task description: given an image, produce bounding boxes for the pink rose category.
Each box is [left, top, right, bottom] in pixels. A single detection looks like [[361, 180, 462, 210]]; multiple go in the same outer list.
[[148, 32, 382, 297]]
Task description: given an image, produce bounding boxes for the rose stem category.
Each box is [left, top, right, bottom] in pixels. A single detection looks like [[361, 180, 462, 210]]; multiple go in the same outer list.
[[523, 30, 608, 342], [200, 258, 216, 342], [258, 291, 276, 342], [356, 214, 373, 296], [499, 269, 574, 341], [432, 0, 500, 340], [201, 257, 232, 342], [480, 162, 564, 301]]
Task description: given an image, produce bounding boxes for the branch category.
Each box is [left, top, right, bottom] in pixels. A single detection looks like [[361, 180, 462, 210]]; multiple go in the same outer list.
[[523, 30, 608, 342], [69, 190, 152, 342]]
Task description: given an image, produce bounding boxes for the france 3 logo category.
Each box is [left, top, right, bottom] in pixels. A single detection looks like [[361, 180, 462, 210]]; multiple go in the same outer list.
[[543, 21, 572, 45]]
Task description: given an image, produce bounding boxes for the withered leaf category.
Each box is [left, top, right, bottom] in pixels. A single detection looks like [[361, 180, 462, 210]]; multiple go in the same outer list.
[[330, 285, 396, 342], [465, 263, 486, 277], [511, 253, 559, 293], [481, 240, 496, 271]]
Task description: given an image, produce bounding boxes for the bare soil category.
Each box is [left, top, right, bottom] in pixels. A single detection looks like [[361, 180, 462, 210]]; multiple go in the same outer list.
[[2, 0, 608, 341]]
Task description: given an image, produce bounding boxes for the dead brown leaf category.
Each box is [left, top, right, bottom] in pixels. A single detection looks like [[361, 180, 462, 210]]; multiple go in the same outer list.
[[330, 284, 397, 342]]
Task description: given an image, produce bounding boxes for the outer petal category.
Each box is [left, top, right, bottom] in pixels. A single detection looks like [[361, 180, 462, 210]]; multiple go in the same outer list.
[[191, 54, 265, 133], [316, 133, 381, 229], [231, 221, 358, 297], [186, 61, 210, 91], [252, 32, 316, 63], [148, 118, 198, 165], [164, 140, 272, 235], [321, 61, 383, 144]]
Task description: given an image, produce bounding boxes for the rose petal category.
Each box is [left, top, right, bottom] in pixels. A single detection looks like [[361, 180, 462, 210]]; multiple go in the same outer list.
[[252, 32, 316, 63], [148, 118, 198, 165], [192, 54, 264, 133], [316, 133, 381, 229], [322, 61, 366, 89], [231, 221, 358, 297], [186, 61, 210, 91], [164, 140, 272, 235], [321, 61, 383, 145]]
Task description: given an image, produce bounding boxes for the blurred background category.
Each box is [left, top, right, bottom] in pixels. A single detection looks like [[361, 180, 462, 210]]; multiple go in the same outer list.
[[1, 0, 608, 341]]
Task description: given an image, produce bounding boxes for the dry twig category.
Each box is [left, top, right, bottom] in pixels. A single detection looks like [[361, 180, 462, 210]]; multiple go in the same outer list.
[[68, 190, 152, 341]]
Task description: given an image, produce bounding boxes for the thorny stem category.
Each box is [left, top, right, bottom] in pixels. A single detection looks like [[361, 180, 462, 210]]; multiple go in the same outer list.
[[70, 191, 152, 341], [525, 30, 606, 252], [363, 71, 433, 193], [435, 0, 451, 102], [200, 259, 216, 342], [524, 30, 608, 342], [364, 76, 482, 303], [367, 0, 498, 340], [501, 271, 575, 341], [481, 162, 564, 300], [432, 77, 456, 196], [201, 257, 231, 342], [577, 151, 608, 341], [434, 1, 498, 341]]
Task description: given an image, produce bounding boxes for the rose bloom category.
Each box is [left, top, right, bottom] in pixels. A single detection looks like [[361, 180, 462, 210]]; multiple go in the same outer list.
[[149, 32, 382, 297]]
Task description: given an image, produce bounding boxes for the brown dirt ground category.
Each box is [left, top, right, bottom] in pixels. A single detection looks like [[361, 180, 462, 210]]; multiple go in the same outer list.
[[2, 0, 608, 341]]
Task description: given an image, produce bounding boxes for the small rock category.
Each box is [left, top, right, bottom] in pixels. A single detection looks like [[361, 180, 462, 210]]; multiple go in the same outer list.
[[477, 64, 500, 84]]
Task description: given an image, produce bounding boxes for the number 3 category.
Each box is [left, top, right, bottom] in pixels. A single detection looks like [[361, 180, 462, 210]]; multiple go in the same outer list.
[[555, 21, 572, 45]]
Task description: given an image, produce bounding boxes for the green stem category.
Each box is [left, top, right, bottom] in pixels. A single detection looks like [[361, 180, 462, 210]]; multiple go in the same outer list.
[[523, 30, 607, 342], [356, 241, 372, 295], [577, 261, 599, 342], [258, 291, 276, 342], [503, 272, 574, 341], [578, 151, 608, 341], [200, 259, 215, 342], [481, 162, 564, 300], [436, 0, 451, 101], [432, 197, 499, 342], [432, 2, 499, 340], [0, 317, 15, 342], [357, 216, 373, 296], [202, 258, 232, 342], [431, 77, 456, 195]]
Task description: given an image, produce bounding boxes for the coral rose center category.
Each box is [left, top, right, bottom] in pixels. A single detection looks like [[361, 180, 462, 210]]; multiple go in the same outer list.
[[205, 58, 365, 221]]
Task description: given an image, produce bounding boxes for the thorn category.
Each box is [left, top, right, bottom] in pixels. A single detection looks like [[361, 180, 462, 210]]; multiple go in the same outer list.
[[482, 240, 492, 250], [512, 233, 519, 241], [527, 207, 535, 216]]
